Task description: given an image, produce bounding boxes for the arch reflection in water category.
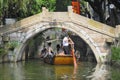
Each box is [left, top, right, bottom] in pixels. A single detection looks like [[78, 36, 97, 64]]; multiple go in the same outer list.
[[54, 65, 76, 80], [0, 61, 113, 80], [86, 64, 111, 80], [0, 62, 25, 80]]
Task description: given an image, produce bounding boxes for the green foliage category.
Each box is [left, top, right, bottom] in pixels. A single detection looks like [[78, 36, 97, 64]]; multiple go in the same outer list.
[[80, 0, 87, 14], [0, 41, 19, 57], [0, 48, 5, 55], [0, 0, 56, 21], [111, 67, 120, 80], [111, 47, 120, 61], [35, 0, 56, 11], [56, 0, 71, 11], [5, 41, 19, 51]]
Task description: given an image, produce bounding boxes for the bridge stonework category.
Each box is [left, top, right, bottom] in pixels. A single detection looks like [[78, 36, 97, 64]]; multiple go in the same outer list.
[[0, 6, 117, 63]]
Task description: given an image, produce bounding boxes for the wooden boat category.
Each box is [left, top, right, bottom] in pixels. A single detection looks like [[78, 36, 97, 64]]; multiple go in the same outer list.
[[43, 37, 76, 65], [44, 55, 74, 65]]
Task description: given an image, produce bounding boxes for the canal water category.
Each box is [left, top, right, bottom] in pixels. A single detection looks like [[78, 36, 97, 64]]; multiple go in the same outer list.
[[0, 60, 119, 80]]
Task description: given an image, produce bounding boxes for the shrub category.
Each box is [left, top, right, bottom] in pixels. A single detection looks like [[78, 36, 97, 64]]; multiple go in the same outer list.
[[8, 41, 18, 51], [111, 47, 120, 61], [0, 48, 5, 55]]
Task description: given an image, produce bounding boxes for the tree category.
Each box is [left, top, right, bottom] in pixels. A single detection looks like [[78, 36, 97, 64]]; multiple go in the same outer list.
[[83, 0, 120, 27], [0, 0, 56, 25], [26, 0, 56, 16], [55, 0, 71, 11], [0, 0, 29, 24], [83, 0, 105, 23]]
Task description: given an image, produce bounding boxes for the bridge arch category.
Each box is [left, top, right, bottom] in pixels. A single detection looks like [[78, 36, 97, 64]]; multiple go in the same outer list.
[[14, 22, 103, 63]]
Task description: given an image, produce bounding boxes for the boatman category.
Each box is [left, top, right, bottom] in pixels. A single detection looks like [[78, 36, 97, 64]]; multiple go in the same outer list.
[[63, 36, 69, 54], [62, 36, 74, 55]]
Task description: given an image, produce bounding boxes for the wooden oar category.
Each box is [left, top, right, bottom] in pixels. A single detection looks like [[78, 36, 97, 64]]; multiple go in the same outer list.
[[68, 37, 77, 68], [46, 39, 62, 43], [71, 48, 77, 68]]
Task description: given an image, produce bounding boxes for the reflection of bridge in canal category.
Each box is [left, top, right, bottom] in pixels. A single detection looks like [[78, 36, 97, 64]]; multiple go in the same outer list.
[[0, 61, 111, 80], [86, 64, 110, 80]]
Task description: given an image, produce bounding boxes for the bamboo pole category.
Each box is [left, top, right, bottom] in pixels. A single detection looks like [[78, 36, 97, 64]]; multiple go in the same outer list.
[[68, 37, 77, 68]]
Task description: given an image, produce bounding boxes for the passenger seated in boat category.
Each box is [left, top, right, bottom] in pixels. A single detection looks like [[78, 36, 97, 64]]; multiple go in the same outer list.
[[46, 42, 54, 57], [40, 46, 47, 58], [42, 42, 53, 58], [56, 44, 65, 56]]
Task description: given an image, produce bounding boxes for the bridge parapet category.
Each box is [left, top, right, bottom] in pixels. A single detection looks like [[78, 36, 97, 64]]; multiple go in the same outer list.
[[69, 11, 115, 38], [0, 6, 115, 38]]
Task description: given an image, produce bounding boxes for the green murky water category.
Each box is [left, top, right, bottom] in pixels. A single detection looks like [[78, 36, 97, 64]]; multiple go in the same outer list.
[[0, 60, 119, 80]]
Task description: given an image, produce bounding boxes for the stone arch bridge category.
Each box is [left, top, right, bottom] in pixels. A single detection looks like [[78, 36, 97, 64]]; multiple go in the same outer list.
[[0, 6, 119, 63]]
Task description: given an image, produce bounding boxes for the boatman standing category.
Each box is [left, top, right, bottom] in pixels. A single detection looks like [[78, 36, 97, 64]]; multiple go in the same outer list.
[[62, 36, 74, 55], [62, 36, 70, 54]]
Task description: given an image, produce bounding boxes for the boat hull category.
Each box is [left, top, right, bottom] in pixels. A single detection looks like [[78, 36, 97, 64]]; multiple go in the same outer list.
[[44, 55, 73, 65], [53, 55, 73, 65]]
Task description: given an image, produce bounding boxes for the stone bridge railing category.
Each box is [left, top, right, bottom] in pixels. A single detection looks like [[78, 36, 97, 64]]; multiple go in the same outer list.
[[0, 6, 116, 37]]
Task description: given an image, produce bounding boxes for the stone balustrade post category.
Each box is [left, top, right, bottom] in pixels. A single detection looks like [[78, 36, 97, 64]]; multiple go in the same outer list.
[[68, 6, 73, 18], [115, 25, 120, 37], [42, 7, 49, 18]]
